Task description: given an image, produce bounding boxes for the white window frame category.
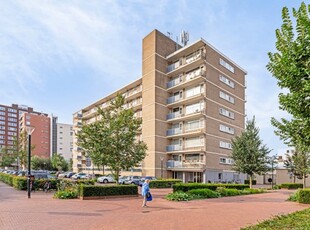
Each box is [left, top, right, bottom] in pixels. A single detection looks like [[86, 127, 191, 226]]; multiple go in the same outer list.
[[220, 58, 235, 73], [219, 75, 235, 88]]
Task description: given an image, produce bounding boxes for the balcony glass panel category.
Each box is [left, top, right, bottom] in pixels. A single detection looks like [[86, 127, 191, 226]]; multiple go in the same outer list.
[[167, 94, 182, 104], [167, 112, 182, 120], [166, 145, 183, 151], [167, 128, 182, 136]]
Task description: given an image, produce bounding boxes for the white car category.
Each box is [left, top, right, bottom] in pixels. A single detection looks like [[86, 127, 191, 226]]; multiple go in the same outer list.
[[72, 173, 89, 180], [97, 175, 115, 183]]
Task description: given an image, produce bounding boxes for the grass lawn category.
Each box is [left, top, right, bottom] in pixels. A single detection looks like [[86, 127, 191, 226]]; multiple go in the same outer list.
[[242, 208, 310, 230]]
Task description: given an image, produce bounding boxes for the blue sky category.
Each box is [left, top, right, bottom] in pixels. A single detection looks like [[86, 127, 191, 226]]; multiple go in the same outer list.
[[0, 0, 304, 154]]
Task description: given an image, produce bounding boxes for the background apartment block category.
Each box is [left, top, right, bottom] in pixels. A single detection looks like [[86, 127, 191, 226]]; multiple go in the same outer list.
[[56, 123, 73, 161], [20, 113, 50, 159], [73, 29, 247, 183], [0, 104, 45, 149]]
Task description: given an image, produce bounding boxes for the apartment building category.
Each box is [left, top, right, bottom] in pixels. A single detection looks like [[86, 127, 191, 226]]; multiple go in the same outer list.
[[20, 113, 50, 159], [56, 123, 73, 161], [73, 29, 247, 183], [0, 104, 46, 150]]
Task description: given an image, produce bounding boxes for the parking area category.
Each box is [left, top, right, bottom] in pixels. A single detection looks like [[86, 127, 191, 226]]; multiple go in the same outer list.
[[0, 182, 309, 230]]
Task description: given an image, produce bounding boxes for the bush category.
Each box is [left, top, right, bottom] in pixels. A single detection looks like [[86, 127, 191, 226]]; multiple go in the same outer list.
[[165, 192, 193, 201], [244, 180, 256, 185], [54, 188, 78, 199], [149, 179, 182, 188], [216, 187, 241, 196], [281, 183, 303, 189], [13, 177, 28, 190], [173, 183, 249, 193], [80, 185, 138, 197], [0, 173, 14, 186], [288, 191, 299, 202], [242, 188, 265, 194], [297, 189, 310, 204], [188, 188, 220, 198]]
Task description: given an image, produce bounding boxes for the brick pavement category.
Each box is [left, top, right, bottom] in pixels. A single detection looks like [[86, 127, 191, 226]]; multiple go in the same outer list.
[[0, 182, 309, 230]]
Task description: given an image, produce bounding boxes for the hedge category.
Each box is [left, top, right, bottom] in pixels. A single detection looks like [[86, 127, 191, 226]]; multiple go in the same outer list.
[[149, 179, 182, 188], [173, 183, 249, 193], [281, 183, 303, 189], [0, 173, 14, 186], [188, 188, 220, 198], [297, 189, 310, 204], [79, 185, 138, 197], [244, 180, 256, 185]]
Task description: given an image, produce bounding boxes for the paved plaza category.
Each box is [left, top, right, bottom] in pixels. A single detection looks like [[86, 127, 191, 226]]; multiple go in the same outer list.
[[0, 182, 309, 230]]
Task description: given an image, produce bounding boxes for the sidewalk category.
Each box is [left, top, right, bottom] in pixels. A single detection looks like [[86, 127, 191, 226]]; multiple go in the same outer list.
[[0, 182, 308, 230]]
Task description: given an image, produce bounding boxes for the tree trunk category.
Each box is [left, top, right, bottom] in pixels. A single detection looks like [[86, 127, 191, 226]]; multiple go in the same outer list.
[[294, 175, 296, 183], [303, 173, 306, 189], [249, 176, 252, 189]]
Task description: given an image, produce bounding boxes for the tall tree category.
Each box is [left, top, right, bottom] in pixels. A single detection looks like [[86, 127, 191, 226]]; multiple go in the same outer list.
[[31, 156, 52, 171], [292, 150, 310, 188], [267, 2, 310, 152], [76, 94, 147, 184], [284, 153, 297, 183], [51, 153, 68, 172], [231, 117, 271, 188]]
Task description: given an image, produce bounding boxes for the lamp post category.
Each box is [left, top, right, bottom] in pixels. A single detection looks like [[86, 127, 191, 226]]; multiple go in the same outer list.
[[26, 126, 35, 199], [160, 156, 164, 179], [269, 155, 277, 190]]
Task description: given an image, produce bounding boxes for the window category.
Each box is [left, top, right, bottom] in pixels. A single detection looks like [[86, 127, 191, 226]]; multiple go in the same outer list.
[[8, 136, 14, 140], [8, 118, 17, 122], [219, 75, 235, 88], [7, 141, 13, 145], [0, 131, 5, 134], [219, 91, 235, 103], [8, 127, 16, 131], [185, 85, 203, 98], [0, 136, 4, 139], [0, 107, 5, 111], [0, 112, 5, 115], [219, 124, 235, 134], [8, 132, 17, 136], [0, 140, 4, 144], [8, 113, 17, 117], [185, 102, 204, 114], [185, 136, 204, 148], [0, 121, 4, 125], [8, 108, 17, 113], [219, 108, 235, 119], [8, 122, 17, 127], [220, 141, 232, 149], [185, 120, 201, 131], [0, 126, 5, 130], [0, 116, 5, 120], [219, 157, 234, 165], [220, 58, 235, 73]]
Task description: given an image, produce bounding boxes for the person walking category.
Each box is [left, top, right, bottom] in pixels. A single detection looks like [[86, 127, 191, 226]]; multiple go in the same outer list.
[[141, 179, 150, 208]]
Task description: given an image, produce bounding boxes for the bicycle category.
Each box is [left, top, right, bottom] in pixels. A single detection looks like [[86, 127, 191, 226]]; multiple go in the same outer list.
[[43, 181, 51, 193]]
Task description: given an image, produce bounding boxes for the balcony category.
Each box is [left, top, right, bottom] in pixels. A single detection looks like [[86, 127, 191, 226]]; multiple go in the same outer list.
[[166, 145, 183, 152], [166, 50, 206, 75], [167, 109, 205, 122], [167, 94, 182, 104], [167, 70, 206, 91], [166, 111, 182, 120], [166, 160, 206, 171], [167, 128, 182, 136]]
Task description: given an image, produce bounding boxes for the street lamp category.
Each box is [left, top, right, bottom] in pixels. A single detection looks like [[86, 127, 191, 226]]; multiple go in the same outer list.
[[26, 126, 35, 199], [269, 155, 277, 190], [160, 156, 164, 179]]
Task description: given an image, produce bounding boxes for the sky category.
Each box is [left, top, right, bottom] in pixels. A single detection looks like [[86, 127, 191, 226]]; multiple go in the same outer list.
[[0, 0, 305, 155]]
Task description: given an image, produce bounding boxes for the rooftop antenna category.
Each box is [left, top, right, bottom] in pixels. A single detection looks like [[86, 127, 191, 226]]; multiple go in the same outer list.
[[167, 32, 172, 39], [181, 30, 189, 46]]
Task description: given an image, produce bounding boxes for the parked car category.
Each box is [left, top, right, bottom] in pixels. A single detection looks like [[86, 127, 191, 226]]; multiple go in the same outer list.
[[125, 176, 142, 185], [118, 176, 129, 184], [59, 172, 75, 178], [97, 175, 115, 184], [72, 173, 89, 180]]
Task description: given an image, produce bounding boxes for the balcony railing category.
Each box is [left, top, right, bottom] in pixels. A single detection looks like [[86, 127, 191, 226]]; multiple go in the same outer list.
[[166, 145, 183, 152], [167, 94, 182, 104], [167, 128, 182, 136], [166, 160, 205, 169], [166, 112, 182, 120], [167, 70, 206, 90]]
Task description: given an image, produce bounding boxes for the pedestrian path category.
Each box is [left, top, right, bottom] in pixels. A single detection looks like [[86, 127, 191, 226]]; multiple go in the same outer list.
[[0, 182, 308, 230]]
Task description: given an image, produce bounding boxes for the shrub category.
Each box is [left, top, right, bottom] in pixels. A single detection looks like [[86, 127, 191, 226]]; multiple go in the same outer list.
[[288, 191, 299, 202], [297, 189, 310, 204], [165, 192, 193, 201], [173, 183, 249, 193], [80, 185, 138, 197], [281, 183, 303, 189], [188, 188, 220, 198], [149, 179, 182, 188], [242, 188, 265, 194], [244, 180, 257, 185], [54, 188, 78, 199], [0, 173, 14, 186], [216, 187, 241, 196], [13, 177, 28, 190]]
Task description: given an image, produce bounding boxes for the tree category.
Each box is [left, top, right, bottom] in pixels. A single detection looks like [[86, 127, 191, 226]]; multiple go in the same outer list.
[[76, 94, 147, 184], [0, 146, 16, 167], [284, 153, 297, 183], [51, 153, 68, 172], [292, 151, 310, 188], [31, 156, 52, 171], [267, 2, 310, 153], [231, 117, 271, 188]]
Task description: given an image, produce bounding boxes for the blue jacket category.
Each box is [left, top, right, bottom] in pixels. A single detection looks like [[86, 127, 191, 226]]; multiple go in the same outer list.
[[141, 182, 150, 196]]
